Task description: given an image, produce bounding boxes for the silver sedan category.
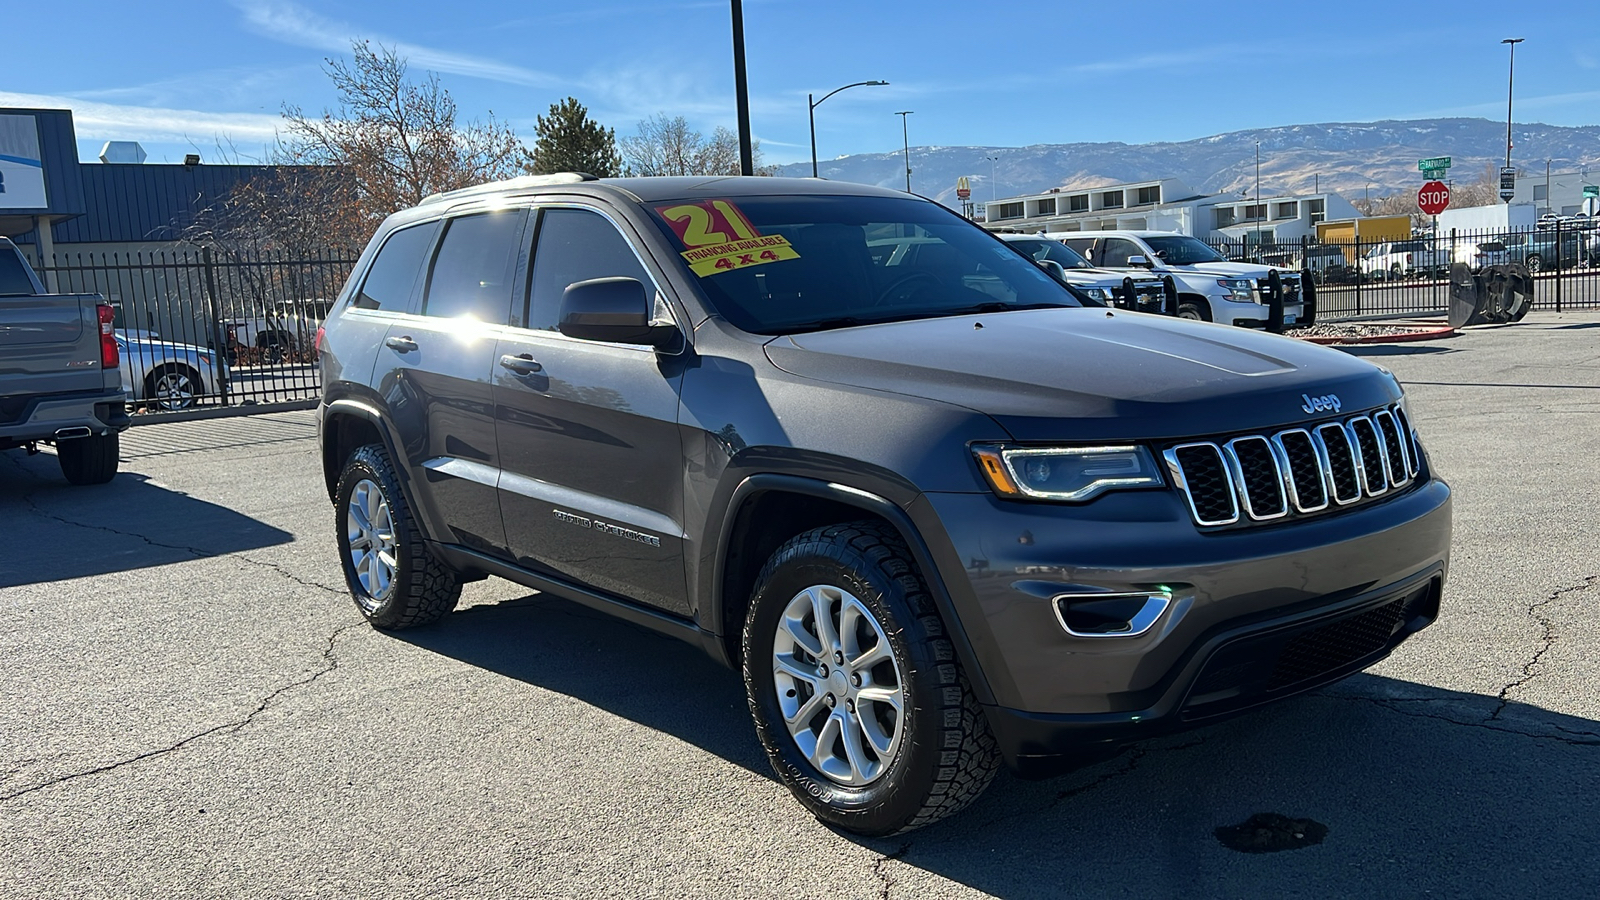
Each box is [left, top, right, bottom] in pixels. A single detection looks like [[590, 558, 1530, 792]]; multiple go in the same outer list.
[[115, 332, 229, 411]]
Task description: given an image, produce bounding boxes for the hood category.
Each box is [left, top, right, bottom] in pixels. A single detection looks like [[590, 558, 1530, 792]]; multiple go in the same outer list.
[[764, 309, 1398, 442], [1165, 261, 1297, 279]]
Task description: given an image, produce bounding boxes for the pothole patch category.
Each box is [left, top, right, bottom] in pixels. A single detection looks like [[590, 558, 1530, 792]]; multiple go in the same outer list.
[[1214, 812, 1329, 853]]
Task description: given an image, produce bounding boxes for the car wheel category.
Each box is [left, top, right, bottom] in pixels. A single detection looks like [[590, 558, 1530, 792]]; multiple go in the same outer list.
[[743, 522, 1000, 836], [335, 443, 461, 629], [146, 365, 199, 411], [1524, 254, 1543, 273], [57, 432, 119, 485], [1177, 300, 1210, 321]]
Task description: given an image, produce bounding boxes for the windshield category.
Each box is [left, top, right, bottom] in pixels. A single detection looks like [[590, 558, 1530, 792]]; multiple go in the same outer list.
[[1006, 238, 1092, 269], [1143, 235, 1227, 265], [646, 195, 1081, 334]]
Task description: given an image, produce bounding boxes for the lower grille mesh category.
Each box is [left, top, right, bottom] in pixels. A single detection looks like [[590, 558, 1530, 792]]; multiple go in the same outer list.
[[1267, 597, 1407, 690]]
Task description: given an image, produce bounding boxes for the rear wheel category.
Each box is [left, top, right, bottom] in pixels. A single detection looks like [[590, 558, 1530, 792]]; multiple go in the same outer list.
[[335, 443, 461, 628], [145, 365, 200, 410], [742, 522, 1000, 836], [57, 432, 119, 485], [1524, 254, 1543, 273]]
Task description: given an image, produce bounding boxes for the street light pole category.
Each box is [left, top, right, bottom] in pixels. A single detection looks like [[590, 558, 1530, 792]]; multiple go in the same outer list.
[[895, 111, 913, 192], [1255, 140, 1262, 249], [807, 80, 889, 178], [1503, 37, 1524, 203], [730, 0, 753, 176], [984, 155, 999, 202]]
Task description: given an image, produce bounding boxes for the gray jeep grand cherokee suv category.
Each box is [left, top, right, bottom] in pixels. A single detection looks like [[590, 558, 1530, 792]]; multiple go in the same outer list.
[[317, 174, 1451, 836]]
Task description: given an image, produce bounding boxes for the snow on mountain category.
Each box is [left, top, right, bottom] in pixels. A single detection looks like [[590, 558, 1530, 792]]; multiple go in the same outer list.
[[774, 117, 1600, 209]]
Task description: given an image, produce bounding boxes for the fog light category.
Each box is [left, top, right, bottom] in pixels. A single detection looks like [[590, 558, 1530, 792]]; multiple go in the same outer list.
[[1052, 591, 1171, 638]]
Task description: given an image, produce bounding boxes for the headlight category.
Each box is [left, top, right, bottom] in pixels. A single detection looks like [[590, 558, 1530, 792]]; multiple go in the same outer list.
[[1083, 288, 1111, 300], [972, 444, 1165, 502], [1217, 278, 1256, 302]]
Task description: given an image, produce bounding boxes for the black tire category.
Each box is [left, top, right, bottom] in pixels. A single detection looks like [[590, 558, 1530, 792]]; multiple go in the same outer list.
[[742, 522, 1000, 836], [144, 364, 201, 411], [335, 443, 461, 629], [57, 432, 119, 485], [1177, 299, 1211, 321], [1524, 254, 1543, 273]]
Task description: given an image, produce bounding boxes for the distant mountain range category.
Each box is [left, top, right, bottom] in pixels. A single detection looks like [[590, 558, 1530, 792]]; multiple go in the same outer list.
[[774, 117, 1600, 209]]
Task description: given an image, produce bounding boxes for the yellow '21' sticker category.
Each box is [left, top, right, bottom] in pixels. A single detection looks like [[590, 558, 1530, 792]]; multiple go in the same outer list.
[[656, 200, 800, 276]]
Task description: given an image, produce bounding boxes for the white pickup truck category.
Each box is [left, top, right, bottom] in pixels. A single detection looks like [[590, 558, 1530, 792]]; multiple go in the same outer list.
[[220, 298, 332, 364], [1058, 231, 1307, 328], [0, 237, 128, 483], [998, 234, 1171, 313]]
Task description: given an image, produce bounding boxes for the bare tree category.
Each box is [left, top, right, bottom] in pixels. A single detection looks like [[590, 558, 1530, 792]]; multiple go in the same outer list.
[[281, 41, 533, 214], [621, 114, 771, 176]]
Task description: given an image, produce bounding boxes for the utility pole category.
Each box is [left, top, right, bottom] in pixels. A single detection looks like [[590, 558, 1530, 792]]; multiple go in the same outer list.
[[1503, 37, 1524, 203], [895, 111, 913, 192], [730, 0, 754, 176]]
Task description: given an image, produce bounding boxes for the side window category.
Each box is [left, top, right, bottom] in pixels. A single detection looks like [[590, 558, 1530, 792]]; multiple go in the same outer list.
[[422, 210, 527, 324], [1062, 238, 1095, 261], [526, 208, 652, 332], [1100, 238, 1143, 268], [355, 221, 439, 312]]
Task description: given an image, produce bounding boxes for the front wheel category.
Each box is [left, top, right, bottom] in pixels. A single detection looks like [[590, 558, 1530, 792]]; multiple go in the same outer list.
[[146, 365, 200, 410], [1177, 300, 1210, 321], [335, 443, 461, 628], [1524, 254, 1543, 273], [742, 522, 1000, 836]]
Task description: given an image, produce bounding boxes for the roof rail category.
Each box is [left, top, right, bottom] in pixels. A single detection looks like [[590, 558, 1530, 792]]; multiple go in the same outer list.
[[420, 172, 599, 205]]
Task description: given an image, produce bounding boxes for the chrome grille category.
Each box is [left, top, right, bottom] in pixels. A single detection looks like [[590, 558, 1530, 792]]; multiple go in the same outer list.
[[1165, 405, 1421, 527]]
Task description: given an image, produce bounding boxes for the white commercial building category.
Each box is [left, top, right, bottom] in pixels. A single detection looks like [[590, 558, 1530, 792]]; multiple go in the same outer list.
[[983, 177, 1360, 246], [1512, 168, 1599, 217]]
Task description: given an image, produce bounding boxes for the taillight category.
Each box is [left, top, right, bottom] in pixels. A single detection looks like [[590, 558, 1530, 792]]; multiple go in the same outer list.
[[97, 304, 119, 369], [314, 325, 326, 356]]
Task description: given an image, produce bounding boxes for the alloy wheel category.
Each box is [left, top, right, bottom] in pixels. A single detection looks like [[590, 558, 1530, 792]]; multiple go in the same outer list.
[[153, 371, 197, 410], [771, 584, 906, 786], [346, 478, 398, 608]]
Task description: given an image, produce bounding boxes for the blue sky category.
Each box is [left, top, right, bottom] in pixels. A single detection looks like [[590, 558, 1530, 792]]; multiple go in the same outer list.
[[4, 0, 1597, 166]]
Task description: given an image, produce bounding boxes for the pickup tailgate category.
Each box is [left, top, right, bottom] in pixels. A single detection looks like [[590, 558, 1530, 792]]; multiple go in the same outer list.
[[0, 293, 112, 397]]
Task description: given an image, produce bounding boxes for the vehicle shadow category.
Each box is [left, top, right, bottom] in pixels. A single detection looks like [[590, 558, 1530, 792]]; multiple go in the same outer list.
[[404, 593, 1600, 898], [0, 449, 294, 587], [1336, 343, 1459, 357]]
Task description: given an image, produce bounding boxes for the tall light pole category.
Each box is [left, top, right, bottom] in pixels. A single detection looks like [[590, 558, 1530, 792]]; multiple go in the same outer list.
[[807, 80, 889, 178], [895, 111, 913, 192], [1255, 140, 1262, 249], [1503, 37, 1524, 203], [984, 155, 999, 201], [730, 0, 753, 176]]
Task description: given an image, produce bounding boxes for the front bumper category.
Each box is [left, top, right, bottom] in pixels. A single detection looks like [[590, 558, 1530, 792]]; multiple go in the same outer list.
[[908, 476, 1452, 774]]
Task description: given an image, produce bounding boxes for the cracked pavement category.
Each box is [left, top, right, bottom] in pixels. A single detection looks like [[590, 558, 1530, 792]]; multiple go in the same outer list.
[[4, 311, 1600, 899]]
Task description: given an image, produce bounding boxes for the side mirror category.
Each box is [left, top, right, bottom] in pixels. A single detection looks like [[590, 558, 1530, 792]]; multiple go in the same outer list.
[[1036, 259, 1069, 283], [558, 277, 678, 348], [1126, 255, 1152, 268]]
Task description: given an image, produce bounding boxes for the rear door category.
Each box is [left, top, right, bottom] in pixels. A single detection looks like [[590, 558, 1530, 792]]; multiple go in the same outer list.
[[492, 204, 690, 616], [371, 210, 528, 555]]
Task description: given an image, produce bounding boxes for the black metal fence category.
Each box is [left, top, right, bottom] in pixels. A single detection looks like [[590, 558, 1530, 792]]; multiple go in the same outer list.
[[1205, 223, 1600, 319], [35, 248, 356, 414]]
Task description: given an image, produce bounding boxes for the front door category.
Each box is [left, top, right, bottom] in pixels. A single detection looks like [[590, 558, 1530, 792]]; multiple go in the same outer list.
[[493, 206, 690, 616]]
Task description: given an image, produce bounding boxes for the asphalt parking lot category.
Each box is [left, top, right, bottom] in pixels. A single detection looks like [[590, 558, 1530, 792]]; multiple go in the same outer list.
[[3, 312, 1599, 899]]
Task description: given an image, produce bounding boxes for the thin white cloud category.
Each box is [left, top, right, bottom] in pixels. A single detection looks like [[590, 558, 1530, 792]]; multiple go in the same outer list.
[[232, 0, 565, 88], [1406, 89, 1600, 120], [0, 91, 282, 143]]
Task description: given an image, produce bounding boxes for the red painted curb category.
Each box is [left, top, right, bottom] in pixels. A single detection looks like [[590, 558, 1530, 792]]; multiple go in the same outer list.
[[1296, 326, 1458, 346]]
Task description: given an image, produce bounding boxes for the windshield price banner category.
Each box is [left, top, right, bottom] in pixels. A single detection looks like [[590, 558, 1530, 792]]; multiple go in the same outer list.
[[656, 200, 800, 276]]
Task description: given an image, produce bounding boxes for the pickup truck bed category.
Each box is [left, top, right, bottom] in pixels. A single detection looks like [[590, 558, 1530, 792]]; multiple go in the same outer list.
[[0, 237, 128, 483]]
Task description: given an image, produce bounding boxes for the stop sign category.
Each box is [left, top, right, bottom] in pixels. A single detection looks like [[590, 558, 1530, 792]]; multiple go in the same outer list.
[[1418, 180, 1450, 216]]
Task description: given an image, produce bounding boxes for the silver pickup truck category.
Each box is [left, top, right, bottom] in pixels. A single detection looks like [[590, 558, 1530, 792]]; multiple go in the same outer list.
[[0, 237, 128, 484]]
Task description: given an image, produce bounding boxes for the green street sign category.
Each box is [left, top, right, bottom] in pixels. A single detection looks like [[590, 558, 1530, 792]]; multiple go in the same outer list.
[[1585, 185, 1599, 199], [1418, 156, 1452, 173]]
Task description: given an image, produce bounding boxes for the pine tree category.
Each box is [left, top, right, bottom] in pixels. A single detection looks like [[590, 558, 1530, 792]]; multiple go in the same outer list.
[[530, 98, 623, 178]]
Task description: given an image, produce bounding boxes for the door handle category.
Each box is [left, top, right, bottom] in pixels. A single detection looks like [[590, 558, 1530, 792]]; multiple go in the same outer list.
[[384, 335, 418, 353], [499, 353, 543, 374]]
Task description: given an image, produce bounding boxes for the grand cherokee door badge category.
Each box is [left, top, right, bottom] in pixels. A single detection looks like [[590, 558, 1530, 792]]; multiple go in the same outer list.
[[552, 508, 662, 548]]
